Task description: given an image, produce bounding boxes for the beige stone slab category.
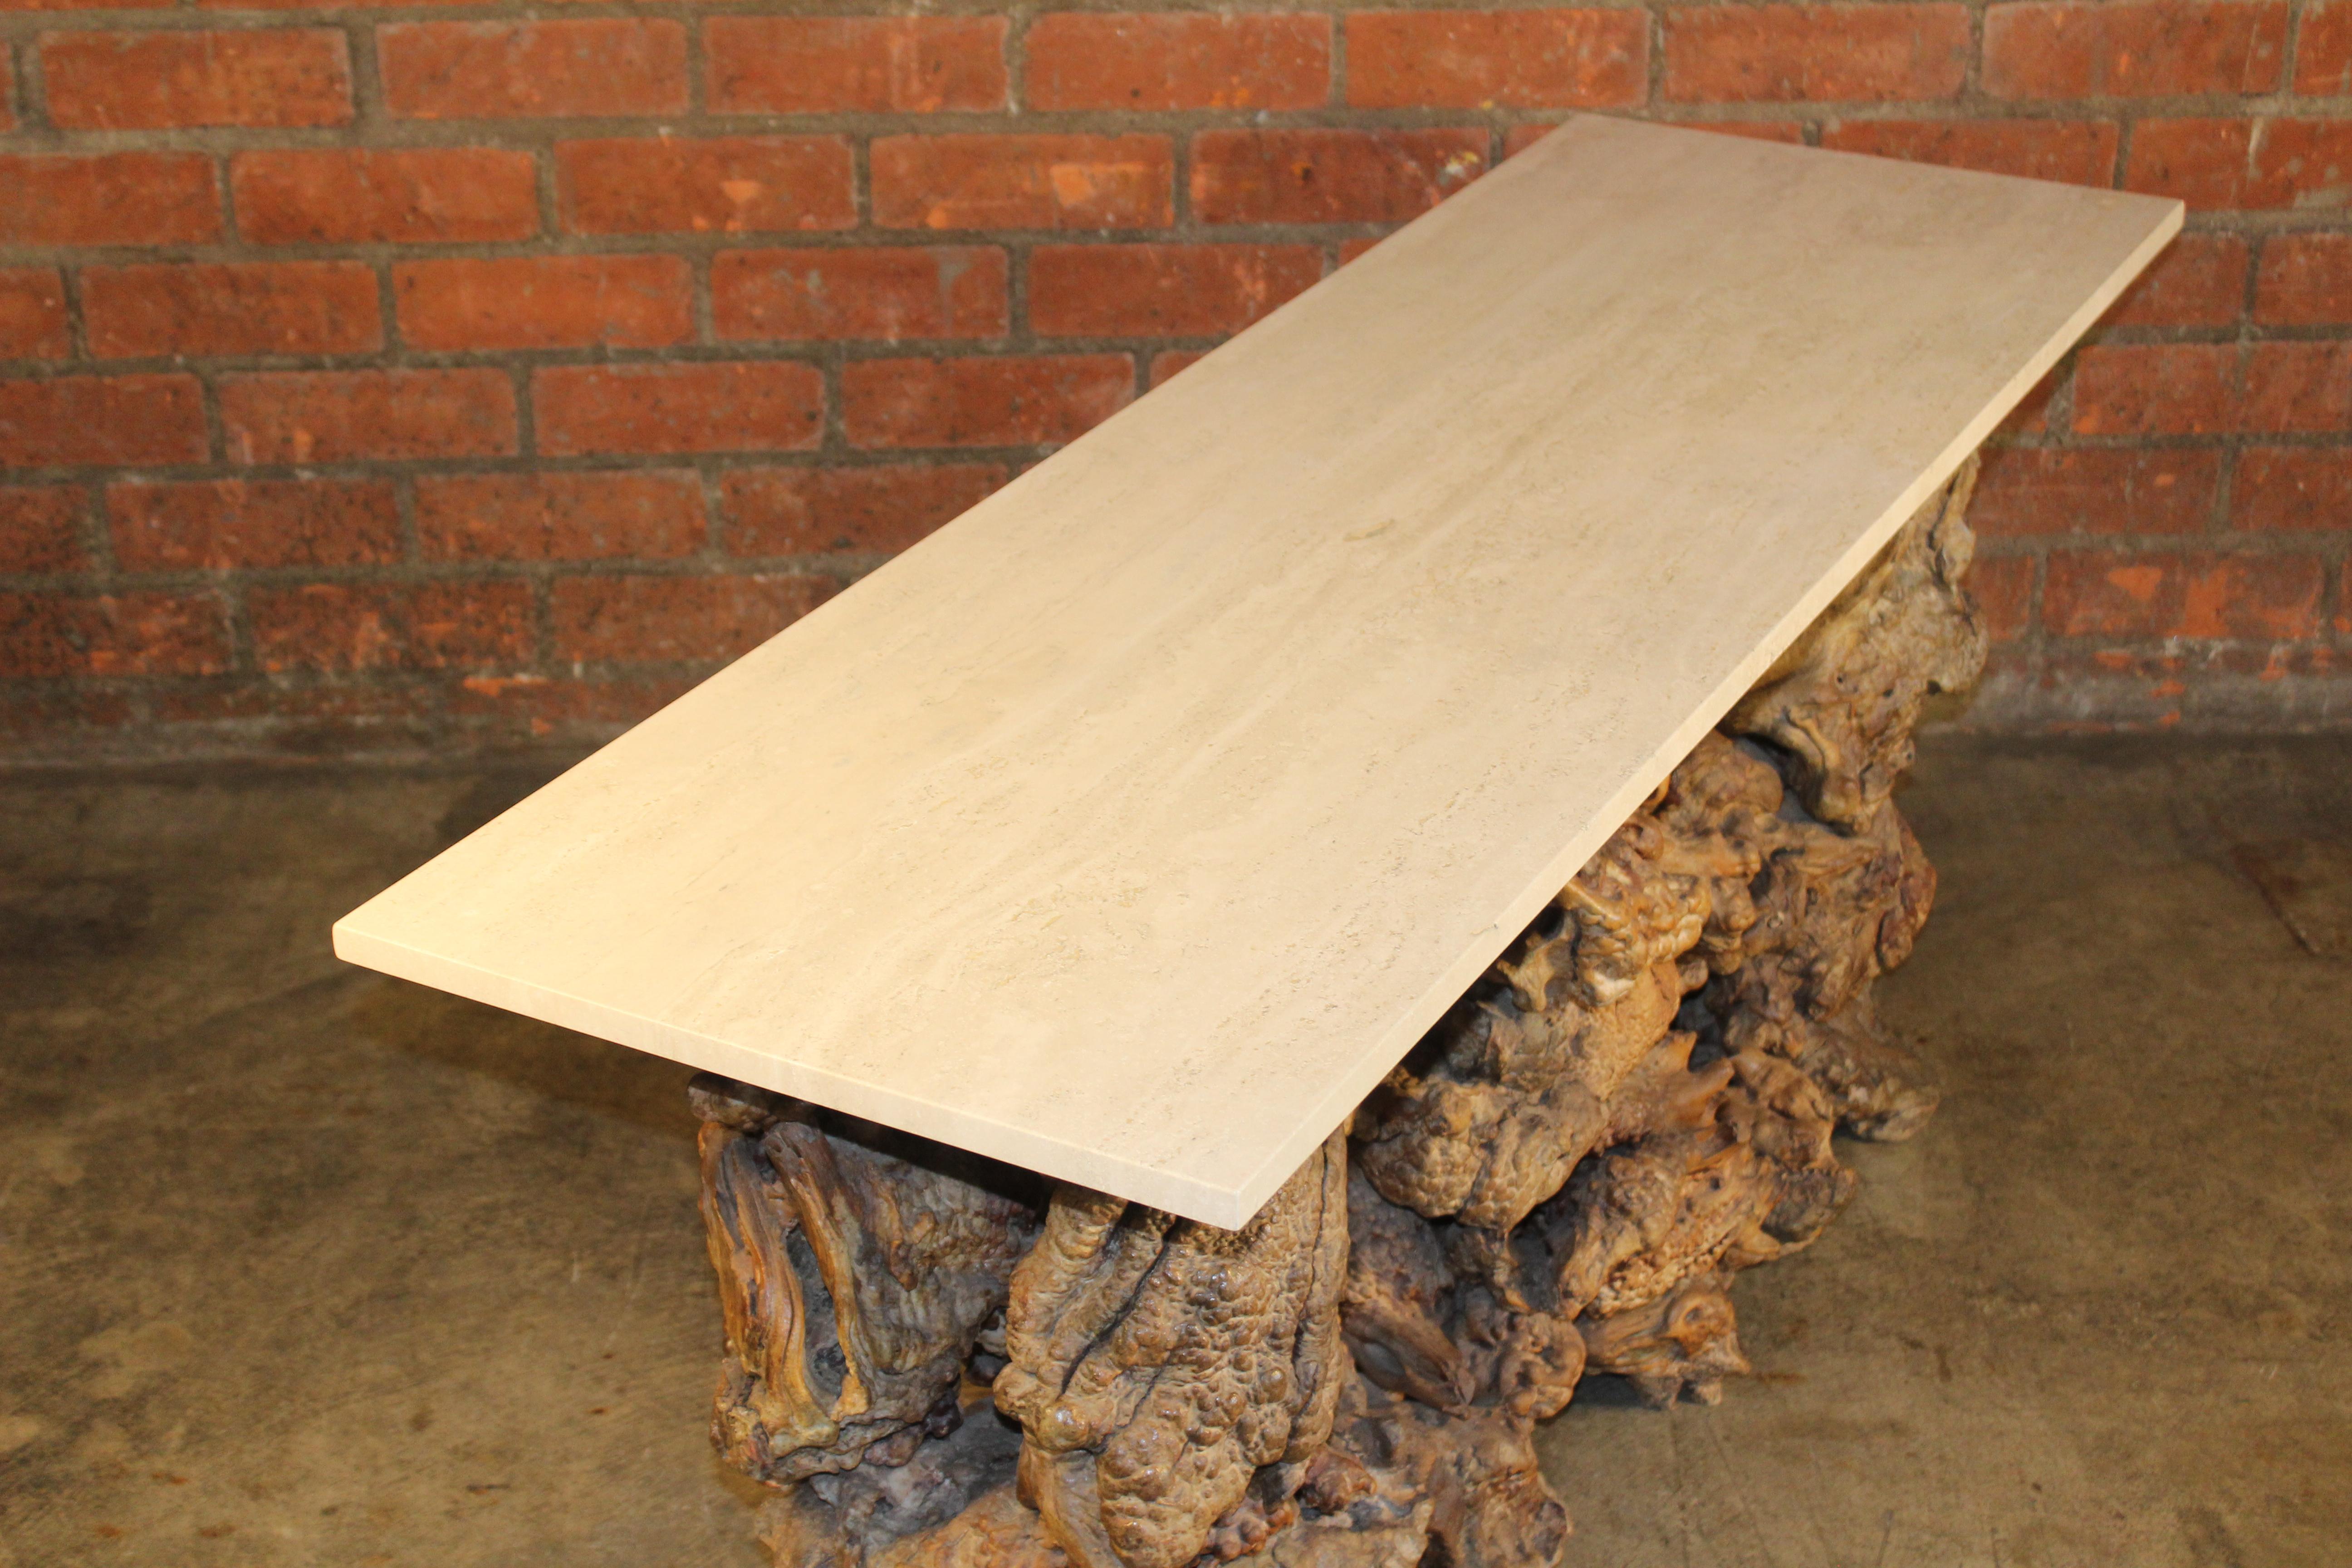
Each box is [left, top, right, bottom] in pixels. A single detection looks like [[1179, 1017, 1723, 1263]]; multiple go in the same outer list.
[[333, 117, 2178, 1227]]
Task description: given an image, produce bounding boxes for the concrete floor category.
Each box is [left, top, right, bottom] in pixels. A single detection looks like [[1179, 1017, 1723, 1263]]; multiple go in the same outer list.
[[0, 735, 2346, 1568]]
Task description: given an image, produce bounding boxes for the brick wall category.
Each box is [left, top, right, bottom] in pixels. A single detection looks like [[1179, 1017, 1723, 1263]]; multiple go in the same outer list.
[[0, 0, 2346, 760]]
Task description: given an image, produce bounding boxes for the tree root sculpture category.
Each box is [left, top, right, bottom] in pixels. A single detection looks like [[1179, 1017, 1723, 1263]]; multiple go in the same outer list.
[[700, 458, 1989, 1568]]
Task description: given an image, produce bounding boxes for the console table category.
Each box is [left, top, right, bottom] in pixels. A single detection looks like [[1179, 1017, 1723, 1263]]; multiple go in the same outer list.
[[336, 116, 2177, 1568]]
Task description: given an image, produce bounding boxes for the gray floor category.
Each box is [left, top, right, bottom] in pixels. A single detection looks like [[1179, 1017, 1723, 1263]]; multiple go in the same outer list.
[[1, 735, 2347, 1568]]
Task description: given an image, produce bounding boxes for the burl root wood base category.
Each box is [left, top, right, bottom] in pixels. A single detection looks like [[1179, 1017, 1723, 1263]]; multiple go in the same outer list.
[[689, 460, 1990, 1568]]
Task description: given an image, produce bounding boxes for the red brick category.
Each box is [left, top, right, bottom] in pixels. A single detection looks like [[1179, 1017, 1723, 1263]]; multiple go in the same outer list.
[[416, 471, 703, 562], [1150, 349, 1212, 385], [2103, 233, 2247, 327], [2126, 118, 2352, 209], [872, 134, 1173, 231], [534, 362, 824, 456], [2232, 446, 2352, 530], [558, 137, 855, 236], [1819, 119, 2119, 185], [1972, 446, 2220, 536], [1509, 121, 1805, 157], [2179, 553, 2324, 638], [1031, 244, 1322, 338], [707, 16, 1005, 113], [446, 672, 696, 740], [2255, 233, 2352, 324], [1191, 129, 1488, 225], [0, 688, 132, 739], [713, 247, 1007, 343], [550, 572, 835, 663], [0, 486, 85, 573], [2044, 550, 2180, 637], [250, 581, 532, 673], [2071, 343, 2236, 433], [1969, 554, 2036, 641], [108, 478, 400, 570], [1348, 10, 1645, 109], [0, 270, 69, 362], [150, 682, 435, 737], [2243, 342, 2352, 431], [220, 369, 518, 463], [1999, 365, 2067, 436], [0, 589, 229, 677], [1662, 5, 1970, 103], [0, 375, 207, 468], [2297, 1, 2352, 94], [722, 463, 1004, 554], [83, 261, 381, 359], [43, 28, 351, 129], [394, 255, 692, 351], [0, 153, 220, 246], [1982, 1, 2286, 99], [843, 355, 1133, 448], [381, 20, 687, 120], [234, 147, 537, 245], [1025, 12, 1328, 110]]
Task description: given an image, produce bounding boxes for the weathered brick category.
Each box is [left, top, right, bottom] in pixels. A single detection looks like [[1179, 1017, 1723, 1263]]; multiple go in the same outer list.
[[1348, 10, 1645, 109], [707, 16, 1005, 113], [0, 375, 208, 468], [2297, 0, 2352, 94], [2242, 342, 2352, 431], [2232, 446, 2352, 530], [1025, 12, 1328, 110], [416, 471, 705, 561], [2178, 552, 2324, 637], [0, 153, 220, 246], [108, 477, 401, 570], [1150, 349, 1212, 385], [713, 247, 1008, 343], [558, 137, 855, 236], [843, 355, 1133, 448], [0, 270, 69, 362], [534, 362, 825, 456], [234, 147, 537, 244], [1190, 129, 1488, 225], [2002, 365, 2065, 435], [381, 20, 688, 120], [2071, 343, 2236, 433], [2044, 550, 2181, 637], [550, 572, 835, 663], [446, 672, 696, 739], [0, 486, 86, 573], [394, 255, 693, 351], [43, 27, 352, 129], [1511, 121, 1805, 160], [1971, 446, 2220, 536], [1981, 1, 2287, 98], [1969, 554, 2036, 641], [1030, 244, 1322, 337], [250, 580, 532, 672], [220, 369, 518, 463], [0, 688, 132, 739], [1819, 119, 2118, 185], [2254, 233, 2352, 324], [150, 682, 436, 738], [2103, 233, 2247, 327], [722, 463, 1004, 554], [83, 261, 382, 359], [0, 589, 230, 677], [1662, 5, 1970, 103], [872, 134, 1173, 231], [2126, 118, 2352, 209]]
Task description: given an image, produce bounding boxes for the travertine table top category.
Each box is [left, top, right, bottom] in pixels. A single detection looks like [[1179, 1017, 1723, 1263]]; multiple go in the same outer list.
[[335, 116, 2178, 1226]]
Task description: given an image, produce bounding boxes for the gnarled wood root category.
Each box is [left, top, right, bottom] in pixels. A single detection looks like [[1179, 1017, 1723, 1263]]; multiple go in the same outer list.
[[708, 457, 1989, 1568]]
